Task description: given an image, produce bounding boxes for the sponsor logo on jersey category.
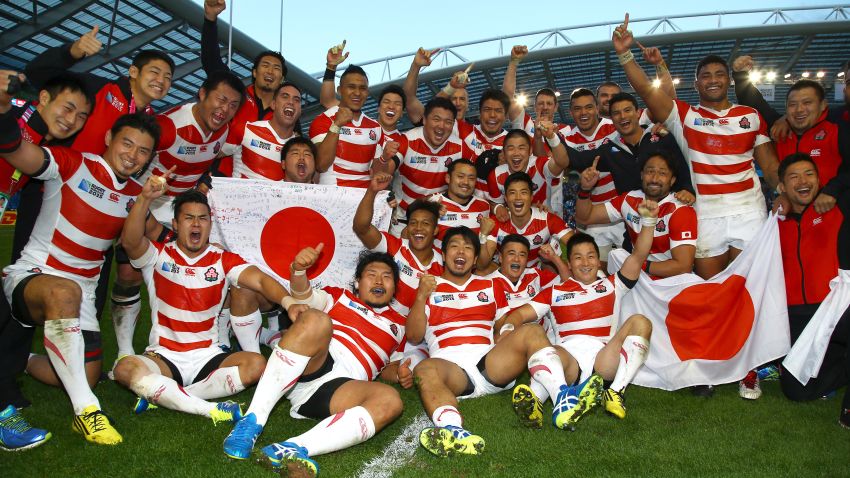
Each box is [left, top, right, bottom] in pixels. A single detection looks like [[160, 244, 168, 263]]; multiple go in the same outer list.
[[126, 198, 135, 213], [810, 148, 821, 157], [400, 264, 414, 277], [814, 129, 826, 140], [442, 213, 457, 221], [574, 144, 586, 151], [348, 300, 369, 315], [739, 117, 751, 129], [369, 130, 376, 141], [78, 179, 105, 199], [655, 219, 666, 232], [108, 192, 120, 203], [340, 127, 352, 135], [594, 283, 607, 293], [812, 216, 823, 226], [204, 267, 219, 282], [693, 118, 715, 127], [719, 118, 730, 126], [250, 139, 272, 151], [390, 323, 399, 336], [458, 293, 468, 299], [410, 156, 427, 164], [161, 262, 179, 273], [532, 235, 543, 245], [200, 145, 208, 152], [63, 325, 81, 333], [177, 145, 197, 155], [354, 129, 362, 135], [477, 291, 489, 302], [105, 91, 125, 111], [526, 285, 536, 296], [444, 158, 453, 167], [555, 292, 574, 302], [185, 268, 196, 276], [627, 212, 641, 225], [434, 294, 454, 303]]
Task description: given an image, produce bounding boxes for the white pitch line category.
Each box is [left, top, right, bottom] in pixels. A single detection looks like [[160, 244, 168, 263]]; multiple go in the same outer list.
[[354, 413, 430, 478]]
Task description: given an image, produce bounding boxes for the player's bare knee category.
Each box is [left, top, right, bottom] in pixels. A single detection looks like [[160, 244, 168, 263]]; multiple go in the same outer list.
[[116, 263, 142, 284], [626, 314, 652, 336], [369, 387, 403, 425], [113, 356, 146, 385], [43, 281, 82, 318], [230, 287, 259, 315], [288, 308, 332, 342], [238, 353, 266, 385]]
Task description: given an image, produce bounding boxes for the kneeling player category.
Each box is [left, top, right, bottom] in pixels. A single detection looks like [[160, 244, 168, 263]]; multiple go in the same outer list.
[[223, 248, 406, 477], [113, 186, 286, 424], [501, 200, 657, 425], [409, 226, 575, 457]]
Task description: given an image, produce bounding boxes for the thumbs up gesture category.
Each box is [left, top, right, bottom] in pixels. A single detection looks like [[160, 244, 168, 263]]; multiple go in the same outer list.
[[397, 358, 413, 389], [70, 25, 103, 60]]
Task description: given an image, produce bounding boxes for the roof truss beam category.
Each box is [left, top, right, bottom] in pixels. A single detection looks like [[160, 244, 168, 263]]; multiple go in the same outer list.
[[0, 0, 99, 51]]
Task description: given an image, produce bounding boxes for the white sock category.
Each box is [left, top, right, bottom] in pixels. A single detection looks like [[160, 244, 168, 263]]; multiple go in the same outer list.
[[288, 406, 376, 456], [528, 346, 568, 400], [131, 374, 215, 417], [431, 405, 463, 428], [259, 328, 283, 349], [218, 308, 231, 348], [246, 346, 310, 426], [231, 310, 262, 353], [111, 290, 140, 357], [184, 366, 245, 399], [610, 336, 649, 392], [530, 378, 550, 403], [43, 319, 99, 415]]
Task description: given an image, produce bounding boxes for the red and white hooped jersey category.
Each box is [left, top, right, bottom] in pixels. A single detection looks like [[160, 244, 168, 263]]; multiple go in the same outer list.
[[395, 126, 469, 211], [531, 273, 632, 340], [424, 275, 509, 356], [488, 207, 572, 267], [141, 103, 229, 197], [309, 106, 384, 188], [373, 232, 443, 316], [486, 155, 559, 207], [663, 99, 770, 219], [133, 242, 249, 353], [4, 147, 142, 282], [562, 119, 618, 204], [384, 128, 404, 144], [512, 112, 568, 152], [488, 267, 560, 333], [431, 193, 490, 249], [456, 121, 506, 161], [220, 120, 295, 180], [312, 287, 406, 381], [605, 191, 698, 262]]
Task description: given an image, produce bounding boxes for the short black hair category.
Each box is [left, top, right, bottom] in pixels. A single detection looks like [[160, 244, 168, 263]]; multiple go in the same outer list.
[[280, 136, 316, 161], [406, 198, 441, 223], [447, 158, 475, 176], [340, 65, 368, 83], [424, 96, 457, 119], [596, 81, 621, 95], [500, 233, 530, 253], [779, 152, 819, 182], [355, 251, 399, 286], [566, 231, 599, 258], [787, 79, 825, 103], [42, 74, 94, 110], [172, 189, 209, 220], [503, 129, 531, 148], [110, 113, 160, 153], [378, 84, 406, 111], [253, 51, 287, 79], [695, 55, 729, 78], [479, 88, 510, 112], [132, 50, 175, 75], [535, 88, 559, 102], [504, 171, 533, 193], [201, 70, 246, 104], [640, 149, 677, 177], [442, 226, 480, 259], [274, 81, 302, 98], [570, 88, 596, 105], [608, 91, 639, 112]]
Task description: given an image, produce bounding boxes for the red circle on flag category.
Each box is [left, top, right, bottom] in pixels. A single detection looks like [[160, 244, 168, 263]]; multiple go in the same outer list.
[[665, 275, 755, 361], [260, 207, 335, 280]]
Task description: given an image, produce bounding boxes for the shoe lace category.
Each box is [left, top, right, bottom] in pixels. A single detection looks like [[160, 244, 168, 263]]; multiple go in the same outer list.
[[742, 371, 758, 389], [83, 410, 108, 433], [2, 412, 32, 433], [229, 419, 258, 442], [445, 425, 470, 439]]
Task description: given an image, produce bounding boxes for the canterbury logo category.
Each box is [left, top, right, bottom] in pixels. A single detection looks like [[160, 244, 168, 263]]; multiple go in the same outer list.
[[275, 349, 295, 366], [63, 325, 81, 333]]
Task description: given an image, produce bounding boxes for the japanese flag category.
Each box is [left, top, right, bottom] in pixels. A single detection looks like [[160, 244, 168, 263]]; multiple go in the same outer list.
[[609, 213, 790, 390], [208, 178, 391, 289]]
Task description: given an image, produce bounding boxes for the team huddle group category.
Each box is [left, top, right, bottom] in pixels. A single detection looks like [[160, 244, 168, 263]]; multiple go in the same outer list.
[[0, 2, 848, 475]]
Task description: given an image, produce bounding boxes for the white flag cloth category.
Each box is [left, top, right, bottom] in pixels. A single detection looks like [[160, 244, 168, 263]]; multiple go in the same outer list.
[[208, 178, 391, 289], [783, 270, 850, 385], [608, 212, 790, 390]]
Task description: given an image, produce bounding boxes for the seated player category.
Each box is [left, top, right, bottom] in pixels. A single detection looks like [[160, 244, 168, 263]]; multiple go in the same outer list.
[[0, 99, 161, 445], [576, 152, 697, 278], [113, 187, 289, 423], [486, 128, 569, 220], [223, 249, 406, 476], [500, 201, 657, 425], [355, 173, 443, 371], [423, 159, 490, 249], [409, 227, 576, 457], [479, 172, 574, 270]]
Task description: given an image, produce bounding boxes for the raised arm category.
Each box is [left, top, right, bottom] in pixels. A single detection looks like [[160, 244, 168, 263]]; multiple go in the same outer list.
[[538, 244, 570, 280], [475, 215, 498, 270], [353, 173, 392, 249], [407, 274, 436, 344], [0, 72, 64, 174], [503, 45, 528, 122], [121, 168, 173, 260], [613, 14, 673, 124], [320, 41, 347, 109], [539, 120, 569, 176], [574, 157, 612, 225], [313, 107, 354, 173], [403, 48, 439, 125], [731, 56, 782, 128], [201, 0, 229, 74], [620, 199, 658, 281], [24, 26, 109, 91]]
